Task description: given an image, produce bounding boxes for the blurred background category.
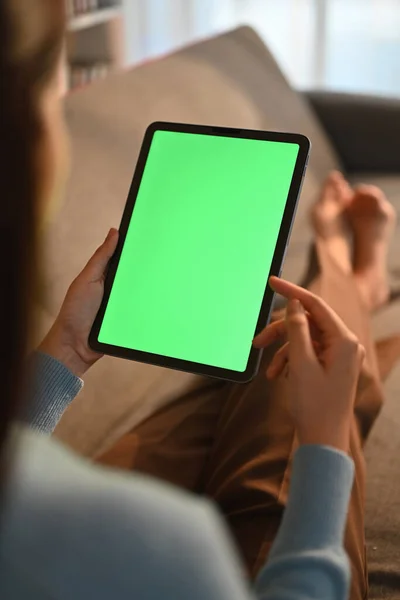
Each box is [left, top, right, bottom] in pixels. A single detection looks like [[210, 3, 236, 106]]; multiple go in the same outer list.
[[66, 0, 400, 95]]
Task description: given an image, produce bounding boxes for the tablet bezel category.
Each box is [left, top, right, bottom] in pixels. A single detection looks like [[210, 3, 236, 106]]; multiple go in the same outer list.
[[89, 122, 311, 383]]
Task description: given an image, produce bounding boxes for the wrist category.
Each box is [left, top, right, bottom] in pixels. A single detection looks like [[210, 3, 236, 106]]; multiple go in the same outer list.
[[297, 423, 351, 454], [38, 325, 89, 378]]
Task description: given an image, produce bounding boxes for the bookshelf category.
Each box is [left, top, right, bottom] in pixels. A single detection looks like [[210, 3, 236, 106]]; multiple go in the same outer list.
[[64, 1, 125, 93]]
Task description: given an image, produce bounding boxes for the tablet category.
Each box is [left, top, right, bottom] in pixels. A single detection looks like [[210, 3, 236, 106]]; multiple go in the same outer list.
[[89, 122, 310, 382]]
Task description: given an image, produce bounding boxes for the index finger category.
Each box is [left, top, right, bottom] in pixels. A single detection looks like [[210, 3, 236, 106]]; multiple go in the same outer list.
[[269, 276, 345, 337]]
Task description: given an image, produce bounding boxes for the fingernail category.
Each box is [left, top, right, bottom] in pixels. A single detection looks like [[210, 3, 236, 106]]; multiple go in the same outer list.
[[290, 299, 303, 312]]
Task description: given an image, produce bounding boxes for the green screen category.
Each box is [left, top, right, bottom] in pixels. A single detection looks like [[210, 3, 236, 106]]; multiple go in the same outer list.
[[99, 130, 299, 372]]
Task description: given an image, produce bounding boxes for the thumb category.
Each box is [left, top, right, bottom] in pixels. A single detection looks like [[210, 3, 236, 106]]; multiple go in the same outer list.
[[286, 299, 316, 367], [83, 228, 119, 282]]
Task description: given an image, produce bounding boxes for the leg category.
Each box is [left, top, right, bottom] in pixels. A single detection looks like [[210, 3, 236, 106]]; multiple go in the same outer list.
[[97, 174, 398, 600], [198, 255, 380, 600], [348, 184, 396, 311], [98, 375, 228, 491], [201, 176, 395, 599], [375, 334, 400, 382]]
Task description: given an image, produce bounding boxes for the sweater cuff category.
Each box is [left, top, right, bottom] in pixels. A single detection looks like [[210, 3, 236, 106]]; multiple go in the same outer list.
[[23, 352, 83, 435], [269, 445, 354, 557]]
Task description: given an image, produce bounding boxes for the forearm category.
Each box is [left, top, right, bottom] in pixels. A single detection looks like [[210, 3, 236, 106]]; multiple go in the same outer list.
[[255, 445, 354, 600], [174, 445, 354, 600], [22, 351, 83, 434]]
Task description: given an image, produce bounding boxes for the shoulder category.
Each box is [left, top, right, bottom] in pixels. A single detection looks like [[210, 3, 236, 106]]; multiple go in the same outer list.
[[1, 427, 246, 599]]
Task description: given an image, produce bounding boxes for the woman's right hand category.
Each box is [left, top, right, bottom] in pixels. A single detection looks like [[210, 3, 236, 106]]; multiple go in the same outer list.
[[254, 277, 365, 452]]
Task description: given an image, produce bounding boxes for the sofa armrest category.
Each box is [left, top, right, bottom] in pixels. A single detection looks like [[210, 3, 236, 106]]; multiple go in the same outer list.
[[303, 91, 400, 173]]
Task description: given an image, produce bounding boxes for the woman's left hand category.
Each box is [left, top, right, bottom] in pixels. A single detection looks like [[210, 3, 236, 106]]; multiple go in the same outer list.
[[38, 228, 119, 377]]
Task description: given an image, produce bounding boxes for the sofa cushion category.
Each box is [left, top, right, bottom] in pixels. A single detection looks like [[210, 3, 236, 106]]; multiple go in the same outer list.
[[347, 173, 400, 599], [47, 27, 341, 456]]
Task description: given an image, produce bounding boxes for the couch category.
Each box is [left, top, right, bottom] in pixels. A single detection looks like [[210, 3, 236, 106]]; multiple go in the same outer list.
[[42, 27, 400, 598]]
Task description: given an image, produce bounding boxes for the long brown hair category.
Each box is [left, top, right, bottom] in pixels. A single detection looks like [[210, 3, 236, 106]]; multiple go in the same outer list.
[[0, 0, 65, 462]]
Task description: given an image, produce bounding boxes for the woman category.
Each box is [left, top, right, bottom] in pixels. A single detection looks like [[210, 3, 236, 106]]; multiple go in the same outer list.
[[0, 1, 397, 598]]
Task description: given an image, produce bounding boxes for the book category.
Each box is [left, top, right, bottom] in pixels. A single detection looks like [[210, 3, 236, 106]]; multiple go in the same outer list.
[[66, 0, 121, 19], [68, 61, 111, 91]]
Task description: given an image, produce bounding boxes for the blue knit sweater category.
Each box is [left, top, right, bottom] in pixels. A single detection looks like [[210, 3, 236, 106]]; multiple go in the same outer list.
[[0, 352, 354, 599]]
